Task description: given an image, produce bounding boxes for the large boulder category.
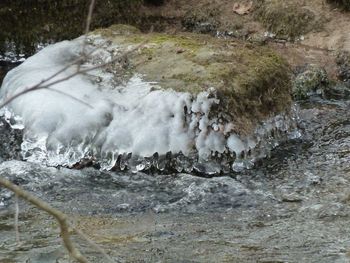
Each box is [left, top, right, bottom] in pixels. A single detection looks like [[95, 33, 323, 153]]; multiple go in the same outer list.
[[0, 25, 295, 173]]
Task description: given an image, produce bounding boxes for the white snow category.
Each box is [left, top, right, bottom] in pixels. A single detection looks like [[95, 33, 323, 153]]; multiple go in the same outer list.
[[227, 134, 246, 156], [0, 37, 230, 168]]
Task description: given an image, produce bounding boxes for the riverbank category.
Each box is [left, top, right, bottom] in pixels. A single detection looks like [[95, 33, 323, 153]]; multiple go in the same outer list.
[[2, 0, 350, 77]]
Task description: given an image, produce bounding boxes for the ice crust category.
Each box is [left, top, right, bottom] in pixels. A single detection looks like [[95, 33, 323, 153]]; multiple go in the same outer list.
[[0, 36, 300, 173]]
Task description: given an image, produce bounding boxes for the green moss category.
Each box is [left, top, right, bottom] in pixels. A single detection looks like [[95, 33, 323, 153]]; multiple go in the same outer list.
[[93, 24, 141, 39], [147, 34, 203, 52], [292, 65, 329, 100], [216, 46, 291, 122], [255, 0, 317, 39], [99, 29, 203, 51], [91, 25, 292, 133]]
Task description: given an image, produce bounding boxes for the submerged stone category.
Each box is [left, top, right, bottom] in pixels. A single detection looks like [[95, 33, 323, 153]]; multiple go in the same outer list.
[[0, 117, 22, 161]]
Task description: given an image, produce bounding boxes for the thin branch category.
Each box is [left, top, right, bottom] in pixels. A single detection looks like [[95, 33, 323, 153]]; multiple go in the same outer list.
[[0, 85, 49, 109], [85, 0, 96, 35], [82, 0, 96, 55], [0, 40, 146, 110], [74, 228, 118, 263], [46, 87, 94, 109], [0, 42, 104, 110], [75, 41, 147, 75], [41, 39, 108, 87], [0, 177, 89, 263]]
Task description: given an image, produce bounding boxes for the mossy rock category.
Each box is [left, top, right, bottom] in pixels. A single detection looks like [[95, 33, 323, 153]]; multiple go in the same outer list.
[[255, 0, 317, 40], [92, 25, 292, 134], [292, 64, 329, 100]]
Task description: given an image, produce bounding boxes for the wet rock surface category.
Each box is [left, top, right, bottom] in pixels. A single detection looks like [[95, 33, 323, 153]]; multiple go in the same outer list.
[[336, 51, 350, 82], [0, 118, 22, 162], [323, 82, 350, 100], [0, 161, 259, 214], [293, 63, 350, 101], [0, 99, 350, 262]]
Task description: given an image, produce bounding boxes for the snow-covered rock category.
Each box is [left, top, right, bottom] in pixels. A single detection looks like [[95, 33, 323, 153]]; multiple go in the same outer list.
[[0, 25, 298, 173]]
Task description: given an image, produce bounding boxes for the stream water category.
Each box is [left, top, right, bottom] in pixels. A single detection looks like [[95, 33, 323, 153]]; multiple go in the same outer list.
[[0, 59, 350, 262]]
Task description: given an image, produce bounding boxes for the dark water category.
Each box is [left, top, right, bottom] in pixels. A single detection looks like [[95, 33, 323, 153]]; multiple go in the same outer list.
[[0, 0, 143, 55], [0, 0, 172, 56], [0, 61, 18, 86]]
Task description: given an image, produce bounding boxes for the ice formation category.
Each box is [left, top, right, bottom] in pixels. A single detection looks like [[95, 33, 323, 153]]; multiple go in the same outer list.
[[0, 36, 300, 174]]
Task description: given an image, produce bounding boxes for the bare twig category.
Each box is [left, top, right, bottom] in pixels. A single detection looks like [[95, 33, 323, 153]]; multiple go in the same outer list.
[[3, 176, 120, 263], [46, 87, 94, 109], [0, 40, 146, 110], [74, 228, 118, 263], [0, 38, 111, 111], [0, 177, 89, 263], [85, 0, 96, 36], [82, 0, 96, 55], [39, 38, 108, 87]]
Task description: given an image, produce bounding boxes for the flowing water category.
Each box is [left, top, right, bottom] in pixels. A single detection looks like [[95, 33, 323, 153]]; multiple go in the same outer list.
[[0, 58, 350, 262]]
